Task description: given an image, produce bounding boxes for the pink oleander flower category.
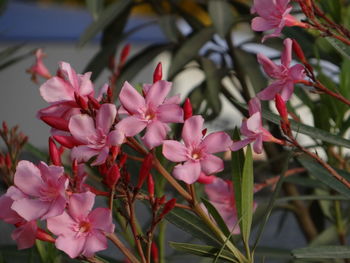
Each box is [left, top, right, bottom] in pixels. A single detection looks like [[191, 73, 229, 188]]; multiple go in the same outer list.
[[231, 98, 281, 154], [251, 0, 306, 41], [162, 115, 232, 184], [27, 49, 52, 83], [0, 186, 38, 249], [47, 191, 115, 259], [70, 103, 123, 166], [116, 80, 184, 149], [204, 177, 240, 233], [10, 160, 68, 221], [257, 38, 305, 101]]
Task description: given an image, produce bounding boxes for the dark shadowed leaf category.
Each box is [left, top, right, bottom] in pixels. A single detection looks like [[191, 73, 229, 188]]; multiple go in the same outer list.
[[208, 0, 234, 38], [293, 246, 350, 259]]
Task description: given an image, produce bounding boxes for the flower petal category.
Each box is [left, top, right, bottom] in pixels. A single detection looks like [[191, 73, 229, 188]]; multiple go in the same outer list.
[[230, 138, 254, 151], [39, 77, 73, 103], [71, 145, 100, 163], [12, 198, 50, 221], [107, 129, 125, 146], [47, 211, 76, 236], [162, 140, 188, 162], [251, 17, 274, 32], [69, 114, 96, 144], [200, 154, 224, 175], [116, 116, 147, 137], [82, 230, 107, 258], [281, 38, 292, 67], [248, 98, 261, 116], [88, 208, 115, 233], [119, 81, 145, 115], [42, 195, 67, 220], [68, 192, 95, 219], [247, 112, 262, 133], [78, 72, 94, 97], [253, 133, 264, 154], [91, 146, 109, 166], [14, 161, 44, 197], [142, 121, 169, 149], [257, 53, 280, 78], [173, 161, 201, 184], [157, 104, 184, 123], [55, 235, 86, 259], [145, 80, 172, 108], [12, 221, 37, 250], [96, 104, 116, 134], [182, 115, 204, 147], [257, 81, 283, 101], [202, 131, 232, 154]]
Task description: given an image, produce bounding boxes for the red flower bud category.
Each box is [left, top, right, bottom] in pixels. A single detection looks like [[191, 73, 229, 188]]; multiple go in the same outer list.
[[119, 153, 128, 168], [151, 242, 159, 263], [53, 135, 80, 149], [148, 173, 155, 199], [74, 92, 88, 110], [202, 128, 207, 137], [72, 159, 78, 177], [36, 228, 55, 243], [107, 86, 113, 101], [136, 153, 153, 189], [49, 137, 61, 166], [106, 164, 121, 188], [183, 98, 193, 120], [159, 198, 176, 218], [2, 121, 8, 134], [292, 39, 307, 63], [40, 116, 69, 132], [88, 95, 101, 109], [275, 94, 288, 122], [153, 62, 162, 83], [5, 153, 11, 169], [110, 146, 119, 162], [120, 44, 131, 66]]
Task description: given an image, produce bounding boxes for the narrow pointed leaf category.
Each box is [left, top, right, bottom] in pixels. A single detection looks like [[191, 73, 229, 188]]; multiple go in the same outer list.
[[208, 0, 234, 38], [326, 37, 350, 60], [293, 246, 350, 259]]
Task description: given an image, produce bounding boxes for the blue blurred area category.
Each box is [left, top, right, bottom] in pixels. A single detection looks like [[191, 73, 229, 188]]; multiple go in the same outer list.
[[0, 1, 166, 42]]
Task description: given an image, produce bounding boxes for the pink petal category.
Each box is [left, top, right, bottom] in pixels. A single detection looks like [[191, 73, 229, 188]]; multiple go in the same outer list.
[[182, 115, 204, 147], [251, 17, 274, 32], [6, 186, 27, 201], [253, 134, 264, 154], [200, 154, 224, 175], [145, 80, 172, 108], [39, 77, 73, 103], [96, 104, 116, 134], [290, 64, 305, 80], [197, 173, 216, 184], [82, 231, 107, 258], [116, 116, 147, 137], [71, 145, 100, 163], [107, 129, 125, 146], [164, 94, 181, 104], [281, 38, 292, 67], [97, 83, 108, 101], [162, 140, 188, 162], [205, 177, 231, 203], [68, 192, 95, 220], [37, 101, 78, 119], [173, 161, 201, 184], [119, 81, 145, 115], [280, 81, 294, 101], [248, 98, 261, 116], [37, 161, 64, 182], [157, 104, 184, 123], [14, 161, 44, 197], [0, 194, 21, 224], [142, 121, 169, 149], [202, 132, 232, 154], [91, 146, 109, 166], [251, 0, 275, 17], [47, 212, 76, 236], [56, 235, 86, 258], [42, 195, 67, 220], [12, 198, 50, 221], [12, 221, 37, 250], [257, 53, 280, 79], [69, 114, 96, 144], [230, 138, 254, 151], [78, 72, 94, 97], [89, 208, 115, 233], [247, 112, 262, 133], [257, 81, 283, 100], [59, 62, 79, 90]]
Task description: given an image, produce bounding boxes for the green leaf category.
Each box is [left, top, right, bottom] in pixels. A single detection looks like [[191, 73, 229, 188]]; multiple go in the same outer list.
[[326, 37, 350, 60], [231, 128, 244, 231], [115, 43, 174, 94], [165, 207, 221, 246], [169, 242, 238, 262], [297, 156, 350, 198], [78, 0, 133, 47], [200, 57, 221, 114], [0, 44, 24, 62], [208, 0, 234, 38], [293, 246, 350, 259], [24, 143, 48, 161], [340, 59, 350, 99], [310, 225, 340, 247], [169, 26, 215, 78], [85, 0, 104, 20], [241, 145, 254, 249], [159, 15, 181, 43], [201, 198, 231, 237]]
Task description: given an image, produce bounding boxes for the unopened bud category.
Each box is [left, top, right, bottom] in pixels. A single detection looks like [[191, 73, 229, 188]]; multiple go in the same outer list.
[[87, 95, 101, 109], [151, 242, 159, 263], [275, 94, 288, 122], [147, 174, 155, 199], [53, 135, 80, 149], [40, 116, 69, 132], [74, 92, 88, 110], [202, 128, 207, 137], [292, 39, 307, 63], [2, 121, 8, 133], [159, 198, 176, 218], [72, 159, 78, 177], [5, 153, 11, 169], [153, 62, 162, 83], [136, 153, 153, 190], [107, 86, 113, 101], [183, 98, 193, 120], [110, 146, 120, 162], [120, 44, 131, 66], [36, 228, 55, 243], [106, 164, 121, 188], [49, 137, 61, 166], [119, 153, 128, 167]]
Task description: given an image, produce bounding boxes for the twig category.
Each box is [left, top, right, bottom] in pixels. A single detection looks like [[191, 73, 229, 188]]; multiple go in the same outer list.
[[106, 232, 141, 263]]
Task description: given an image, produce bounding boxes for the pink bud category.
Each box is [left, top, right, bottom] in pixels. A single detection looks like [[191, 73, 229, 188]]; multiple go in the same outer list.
[[40, 116, 69, 132], [106, 164, 121, 188], [49, 137, 61, 166], [153, 62, 162, 83], [120, 44, 131, 65], [136, 153, 153, 189], [53, 135, 80, 149], [183, 98, 193, 120], [148, 173, 155, 199]]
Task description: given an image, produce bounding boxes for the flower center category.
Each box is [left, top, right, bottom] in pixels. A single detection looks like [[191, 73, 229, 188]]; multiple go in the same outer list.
[[191, 149, 202, 160], [78, 221, 91, 233]]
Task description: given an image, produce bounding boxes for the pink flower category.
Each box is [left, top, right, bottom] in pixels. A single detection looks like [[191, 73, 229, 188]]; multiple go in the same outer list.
[[10, 160, 68, 221], [162, 115, 232, 184], [27, 49, 51, 83], [70, 103, 123, 166], [204, 177, 240, 233], [47, 192, 115, 258], [257, 38, 305, 101], [251, 0, 306, 41], [116, 81, 184, 149], [231, 98, 279, 154], [0, 186, 38, 249]]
